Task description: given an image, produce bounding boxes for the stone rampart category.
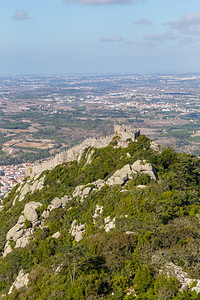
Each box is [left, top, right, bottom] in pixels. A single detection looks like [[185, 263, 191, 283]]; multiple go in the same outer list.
[[26, 135, 114, 178], [26, 125, 140, 178]]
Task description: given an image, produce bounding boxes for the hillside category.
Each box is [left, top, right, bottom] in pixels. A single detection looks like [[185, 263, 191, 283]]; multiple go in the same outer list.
[[1, 134, 200, 299]]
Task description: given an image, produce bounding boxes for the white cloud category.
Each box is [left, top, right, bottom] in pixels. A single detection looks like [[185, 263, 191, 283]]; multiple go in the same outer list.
[[12, 10, 30, 20], [179, 37, 194, 45], [100, 36, 123, 42], [143, 31, 177, 42], [134, 18, 153, 25], [165, 12, 200, 35], [64, 0, 144, 5]]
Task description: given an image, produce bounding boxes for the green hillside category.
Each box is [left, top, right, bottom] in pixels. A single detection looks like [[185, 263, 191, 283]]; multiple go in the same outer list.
[[1, 135, 200, 299]]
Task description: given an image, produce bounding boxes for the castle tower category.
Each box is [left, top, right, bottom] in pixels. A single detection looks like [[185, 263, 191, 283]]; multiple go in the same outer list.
[[114, 123, 140, 141]]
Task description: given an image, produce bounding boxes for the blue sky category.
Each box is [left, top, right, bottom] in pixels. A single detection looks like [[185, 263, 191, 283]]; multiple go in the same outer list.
[[1, 0, 200, 74]]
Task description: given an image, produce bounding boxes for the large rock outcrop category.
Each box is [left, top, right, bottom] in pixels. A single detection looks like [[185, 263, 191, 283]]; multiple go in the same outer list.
[[13, 175, 45, 204], [23, 202, 42, 222], [131, 160, 157, 180], [163, 262, 200, 293], [73, 186, 92, 202], [3, 192, 73, 257], [69, 220, 85, 242], [107, 164, 132, 186], [3, 202, 42, 257], [42, 195, 72, 219], [6, 215, 26, 242], [8, 270, 29, 294]]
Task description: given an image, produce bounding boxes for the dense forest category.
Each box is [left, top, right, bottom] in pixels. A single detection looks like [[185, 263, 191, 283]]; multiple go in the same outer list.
[[1, 135, 200, 299]]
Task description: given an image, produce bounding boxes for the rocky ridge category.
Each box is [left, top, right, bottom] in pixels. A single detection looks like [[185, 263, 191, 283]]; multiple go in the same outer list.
[[72, 159, 157, 202], [3, 159, 156, 258], [1, 134, 200, 299]]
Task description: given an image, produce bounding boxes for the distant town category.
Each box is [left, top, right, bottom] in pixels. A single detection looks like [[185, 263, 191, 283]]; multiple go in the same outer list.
[[0, 163, 31, 197], [0, 73, 200, 196]]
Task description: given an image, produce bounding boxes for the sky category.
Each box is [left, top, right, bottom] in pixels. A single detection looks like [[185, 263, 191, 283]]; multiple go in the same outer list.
[[1, 0, 200, 75]]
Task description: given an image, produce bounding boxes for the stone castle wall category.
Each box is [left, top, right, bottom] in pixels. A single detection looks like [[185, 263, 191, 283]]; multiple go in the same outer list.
[[26, 125, 140, 178]]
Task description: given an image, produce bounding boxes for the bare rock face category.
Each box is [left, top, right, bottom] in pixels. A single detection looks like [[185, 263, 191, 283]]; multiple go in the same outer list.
[[150, 141, 161, 153], [131, 160, 157, 180], [41, 210, 49, 219], [107, 160, 157, 186], [6, 215, 26, 241], [192, 286, 200, 294], [73, 185, 85, 198], [61, 195, 72, 207], [30, 176, 45, 193], [30, 180, 39, 194], [3, 241, 13, 258], [4, 215, 26, 257], [38, 195, 72, 222], [95, 179, 105, 189], [72, 185, 92, 202], [104, 216, 116, 232], [81, 187, 92, 201], [3, 202, 43, 257], [69, 220, 85, 242], [48, 197, 62, 211], [12, 196, 18, 206], [163, 262, 200, 293], [73, 179, 105, 200], [107, 161, 156, 187], [8, 270, 29, 294], [15, 175, 45, 204], [15, 232, 33, 249], [137, 185, 147, 189], [18, 183, 30, 202], [8, 228, 24, 242], [4, 219, 35, 256], [93, 205, 103, 224], [45, 195, 72, 213], [86, 149, 95, 164], [23, 202, 42, 222], [52, 231, 61, 239], [107, 164, 132, 186]]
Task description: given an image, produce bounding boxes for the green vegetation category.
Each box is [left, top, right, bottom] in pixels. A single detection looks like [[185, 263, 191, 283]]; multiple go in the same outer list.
[[190, 136, 200, 143], [1, 136, 200, 299], [0, 121, 30, 130], [0, 147, 50, 165], [0, 111, 103, 165]]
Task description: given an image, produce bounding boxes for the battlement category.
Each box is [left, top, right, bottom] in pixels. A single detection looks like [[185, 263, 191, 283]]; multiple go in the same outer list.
[[26, 125, 140, 178], [114, 124, 140, 141]]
